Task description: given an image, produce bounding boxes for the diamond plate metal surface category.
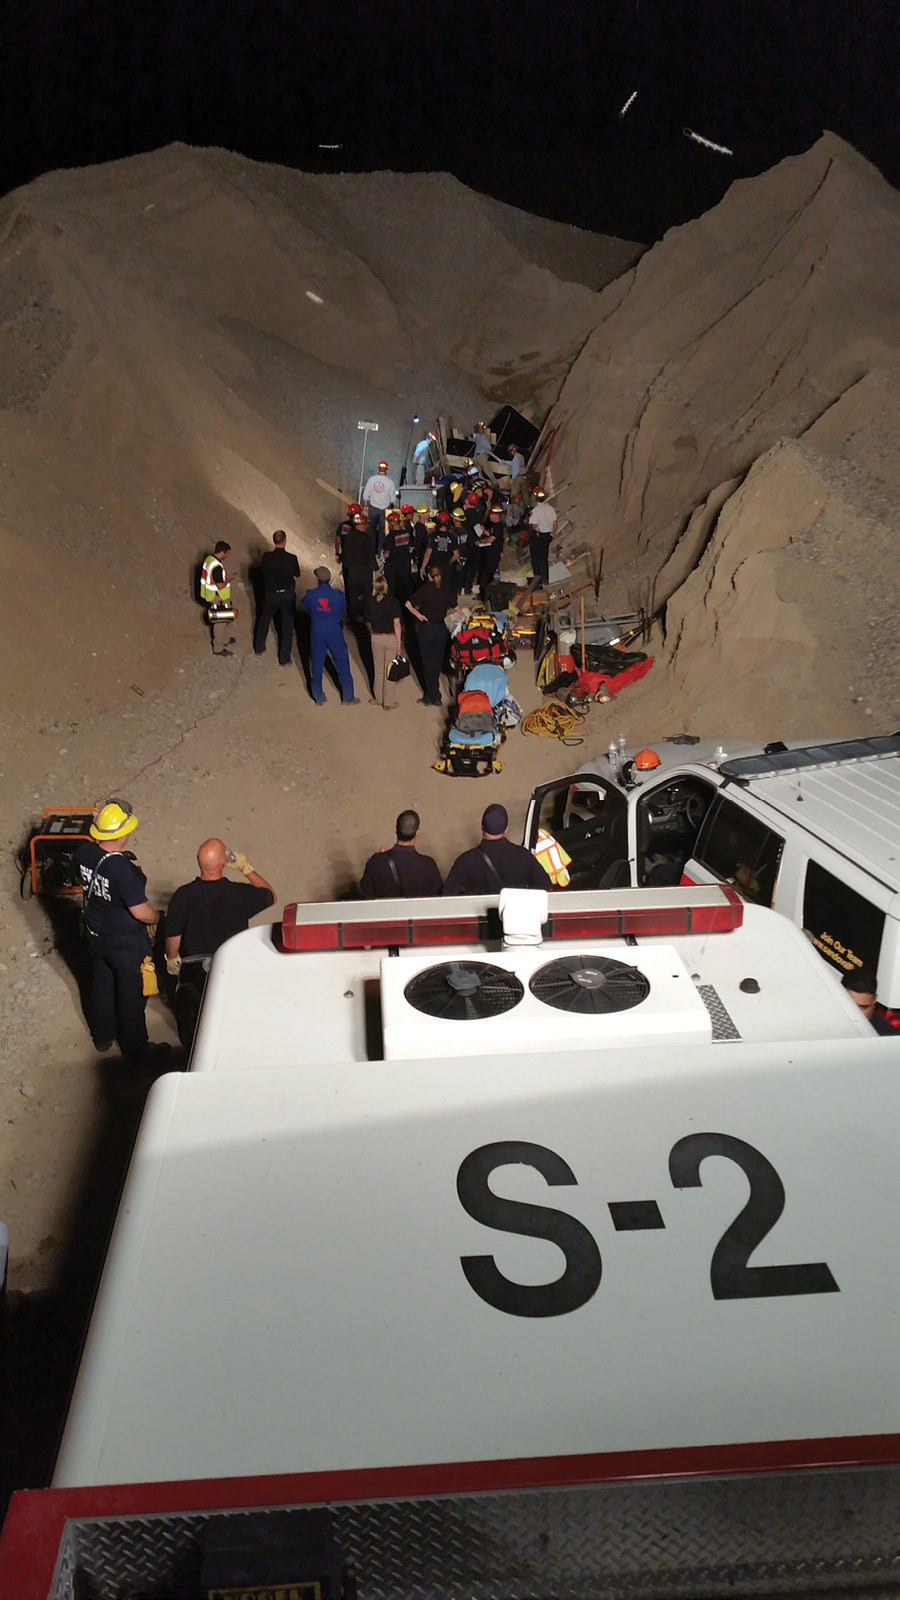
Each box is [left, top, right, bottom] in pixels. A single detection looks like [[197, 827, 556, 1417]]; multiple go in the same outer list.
[[65, 1510, 208, 1599], [49, 1522, 77, 1600], [49, 1466, 900, 1600], [699, 983, 742, 1040]]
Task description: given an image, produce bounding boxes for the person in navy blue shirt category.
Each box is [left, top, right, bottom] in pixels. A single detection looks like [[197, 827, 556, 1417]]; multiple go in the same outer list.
[[421, 514, 459, 578], [475, 503, 505, 598], [406, 566, 457, 705], [300, 566, 359, 706], [75, 799, 162, 1062]]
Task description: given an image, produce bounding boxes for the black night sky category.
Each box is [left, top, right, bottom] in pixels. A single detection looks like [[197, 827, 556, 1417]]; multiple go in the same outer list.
[[2, 0, 897, 241]]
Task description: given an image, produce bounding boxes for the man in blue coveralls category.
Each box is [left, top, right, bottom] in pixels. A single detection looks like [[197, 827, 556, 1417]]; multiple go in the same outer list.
[[300, 566, 360, 707]]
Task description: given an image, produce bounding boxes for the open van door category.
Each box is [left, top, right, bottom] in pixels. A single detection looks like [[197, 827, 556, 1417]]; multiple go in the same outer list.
[[524, 774, 631, 890]]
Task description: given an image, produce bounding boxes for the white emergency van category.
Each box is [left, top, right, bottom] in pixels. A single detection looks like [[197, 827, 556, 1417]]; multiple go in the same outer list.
[[525, 733, 900, 1006]]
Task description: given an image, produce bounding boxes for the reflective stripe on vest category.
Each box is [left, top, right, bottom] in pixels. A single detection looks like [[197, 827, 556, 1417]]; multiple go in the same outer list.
[[534, 828, 572, 888], [201, 555, 230, 603]]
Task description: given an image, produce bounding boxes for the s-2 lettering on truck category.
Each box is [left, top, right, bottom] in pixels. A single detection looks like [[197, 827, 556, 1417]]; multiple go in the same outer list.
[[3, 870, 900, 1592]]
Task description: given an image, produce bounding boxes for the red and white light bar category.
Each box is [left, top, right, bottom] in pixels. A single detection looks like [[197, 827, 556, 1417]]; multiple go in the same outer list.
[[281, 886, 743, 953]]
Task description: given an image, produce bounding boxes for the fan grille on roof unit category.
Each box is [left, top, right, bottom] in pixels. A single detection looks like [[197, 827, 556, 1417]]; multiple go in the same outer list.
[[404, 961, 524, 1021], [529, 955, 650, 1015]]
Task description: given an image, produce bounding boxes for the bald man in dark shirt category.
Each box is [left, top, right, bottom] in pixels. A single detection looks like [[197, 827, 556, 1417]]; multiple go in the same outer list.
[[165, 837, 276, 1046]]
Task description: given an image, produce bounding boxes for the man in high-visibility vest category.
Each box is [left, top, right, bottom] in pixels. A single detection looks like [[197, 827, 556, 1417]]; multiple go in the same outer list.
[[200, 540, 236, 656], [533, 828, 572, 887]]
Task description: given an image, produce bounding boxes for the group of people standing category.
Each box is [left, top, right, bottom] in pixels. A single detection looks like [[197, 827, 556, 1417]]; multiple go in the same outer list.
[[200, 531, 361, 704], [360, 803, 548, 898], [333, 448, 556, 708], [200, 432, 557, 710], [76, 801, 277, 1062], [73, 791, 551, 1070]]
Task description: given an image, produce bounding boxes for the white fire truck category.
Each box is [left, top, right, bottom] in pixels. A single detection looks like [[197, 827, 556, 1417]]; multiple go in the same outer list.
[[3, 885, 900, 1599]]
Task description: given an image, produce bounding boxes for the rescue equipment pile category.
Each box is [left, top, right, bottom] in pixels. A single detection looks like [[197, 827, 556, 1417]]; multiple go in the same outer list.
[[449, 605, 516, 675]]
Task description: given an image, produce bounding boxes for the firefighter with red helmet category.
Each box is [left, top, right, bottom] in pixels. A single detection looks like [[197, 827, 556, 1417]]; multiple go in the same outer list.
[[460, 490, 484, 592], [337, 507, 377, 622], [362, 460, 396, 557], [382, 509, 415, 605], [334, 502, 363, 562], [399, 503, 417, 543]]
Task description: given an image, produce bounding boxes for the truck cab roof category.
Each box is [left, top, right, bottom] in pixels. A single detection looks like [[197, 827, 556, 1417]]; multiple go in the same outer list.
[[189, 888, 873, 1073]]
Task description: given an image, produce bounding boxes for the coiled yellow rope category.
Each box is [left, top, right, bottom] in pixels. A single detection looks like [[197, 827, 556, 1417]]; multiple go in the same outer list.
[[521, 701, 585, 744]]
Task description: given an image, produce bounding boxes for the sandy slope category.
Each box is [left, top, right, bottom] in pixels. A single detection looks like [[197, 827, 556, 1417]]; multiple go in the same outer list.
[[0, 149, 642, 1300], [544, 135, 900, 734]]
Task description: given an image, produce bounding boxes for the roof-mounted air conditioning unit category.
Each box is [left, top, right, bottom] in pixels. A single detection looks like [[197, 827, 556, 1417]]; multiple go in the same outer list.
[[380, 944, 711, 1060]]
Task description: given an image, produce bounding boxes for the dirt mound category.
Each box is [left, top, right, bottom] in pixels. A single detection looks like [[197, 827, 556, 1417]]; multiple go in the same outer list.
[[545, 134, 900, 734], [0, 147, 641, 1295], [0, 145, 637, 730]]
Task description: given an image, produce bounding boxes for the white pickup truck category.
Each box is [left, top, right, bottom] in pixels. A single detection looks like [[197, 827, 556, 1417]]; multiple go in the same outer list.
[[525, 733, 900, 1006]]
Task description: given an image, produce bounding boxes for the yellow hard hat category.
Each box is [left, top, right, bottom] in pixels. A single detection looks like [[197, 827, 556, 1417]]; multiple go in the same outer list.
[[90, 798, 138, 840], [416, 504, 429, 515]]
